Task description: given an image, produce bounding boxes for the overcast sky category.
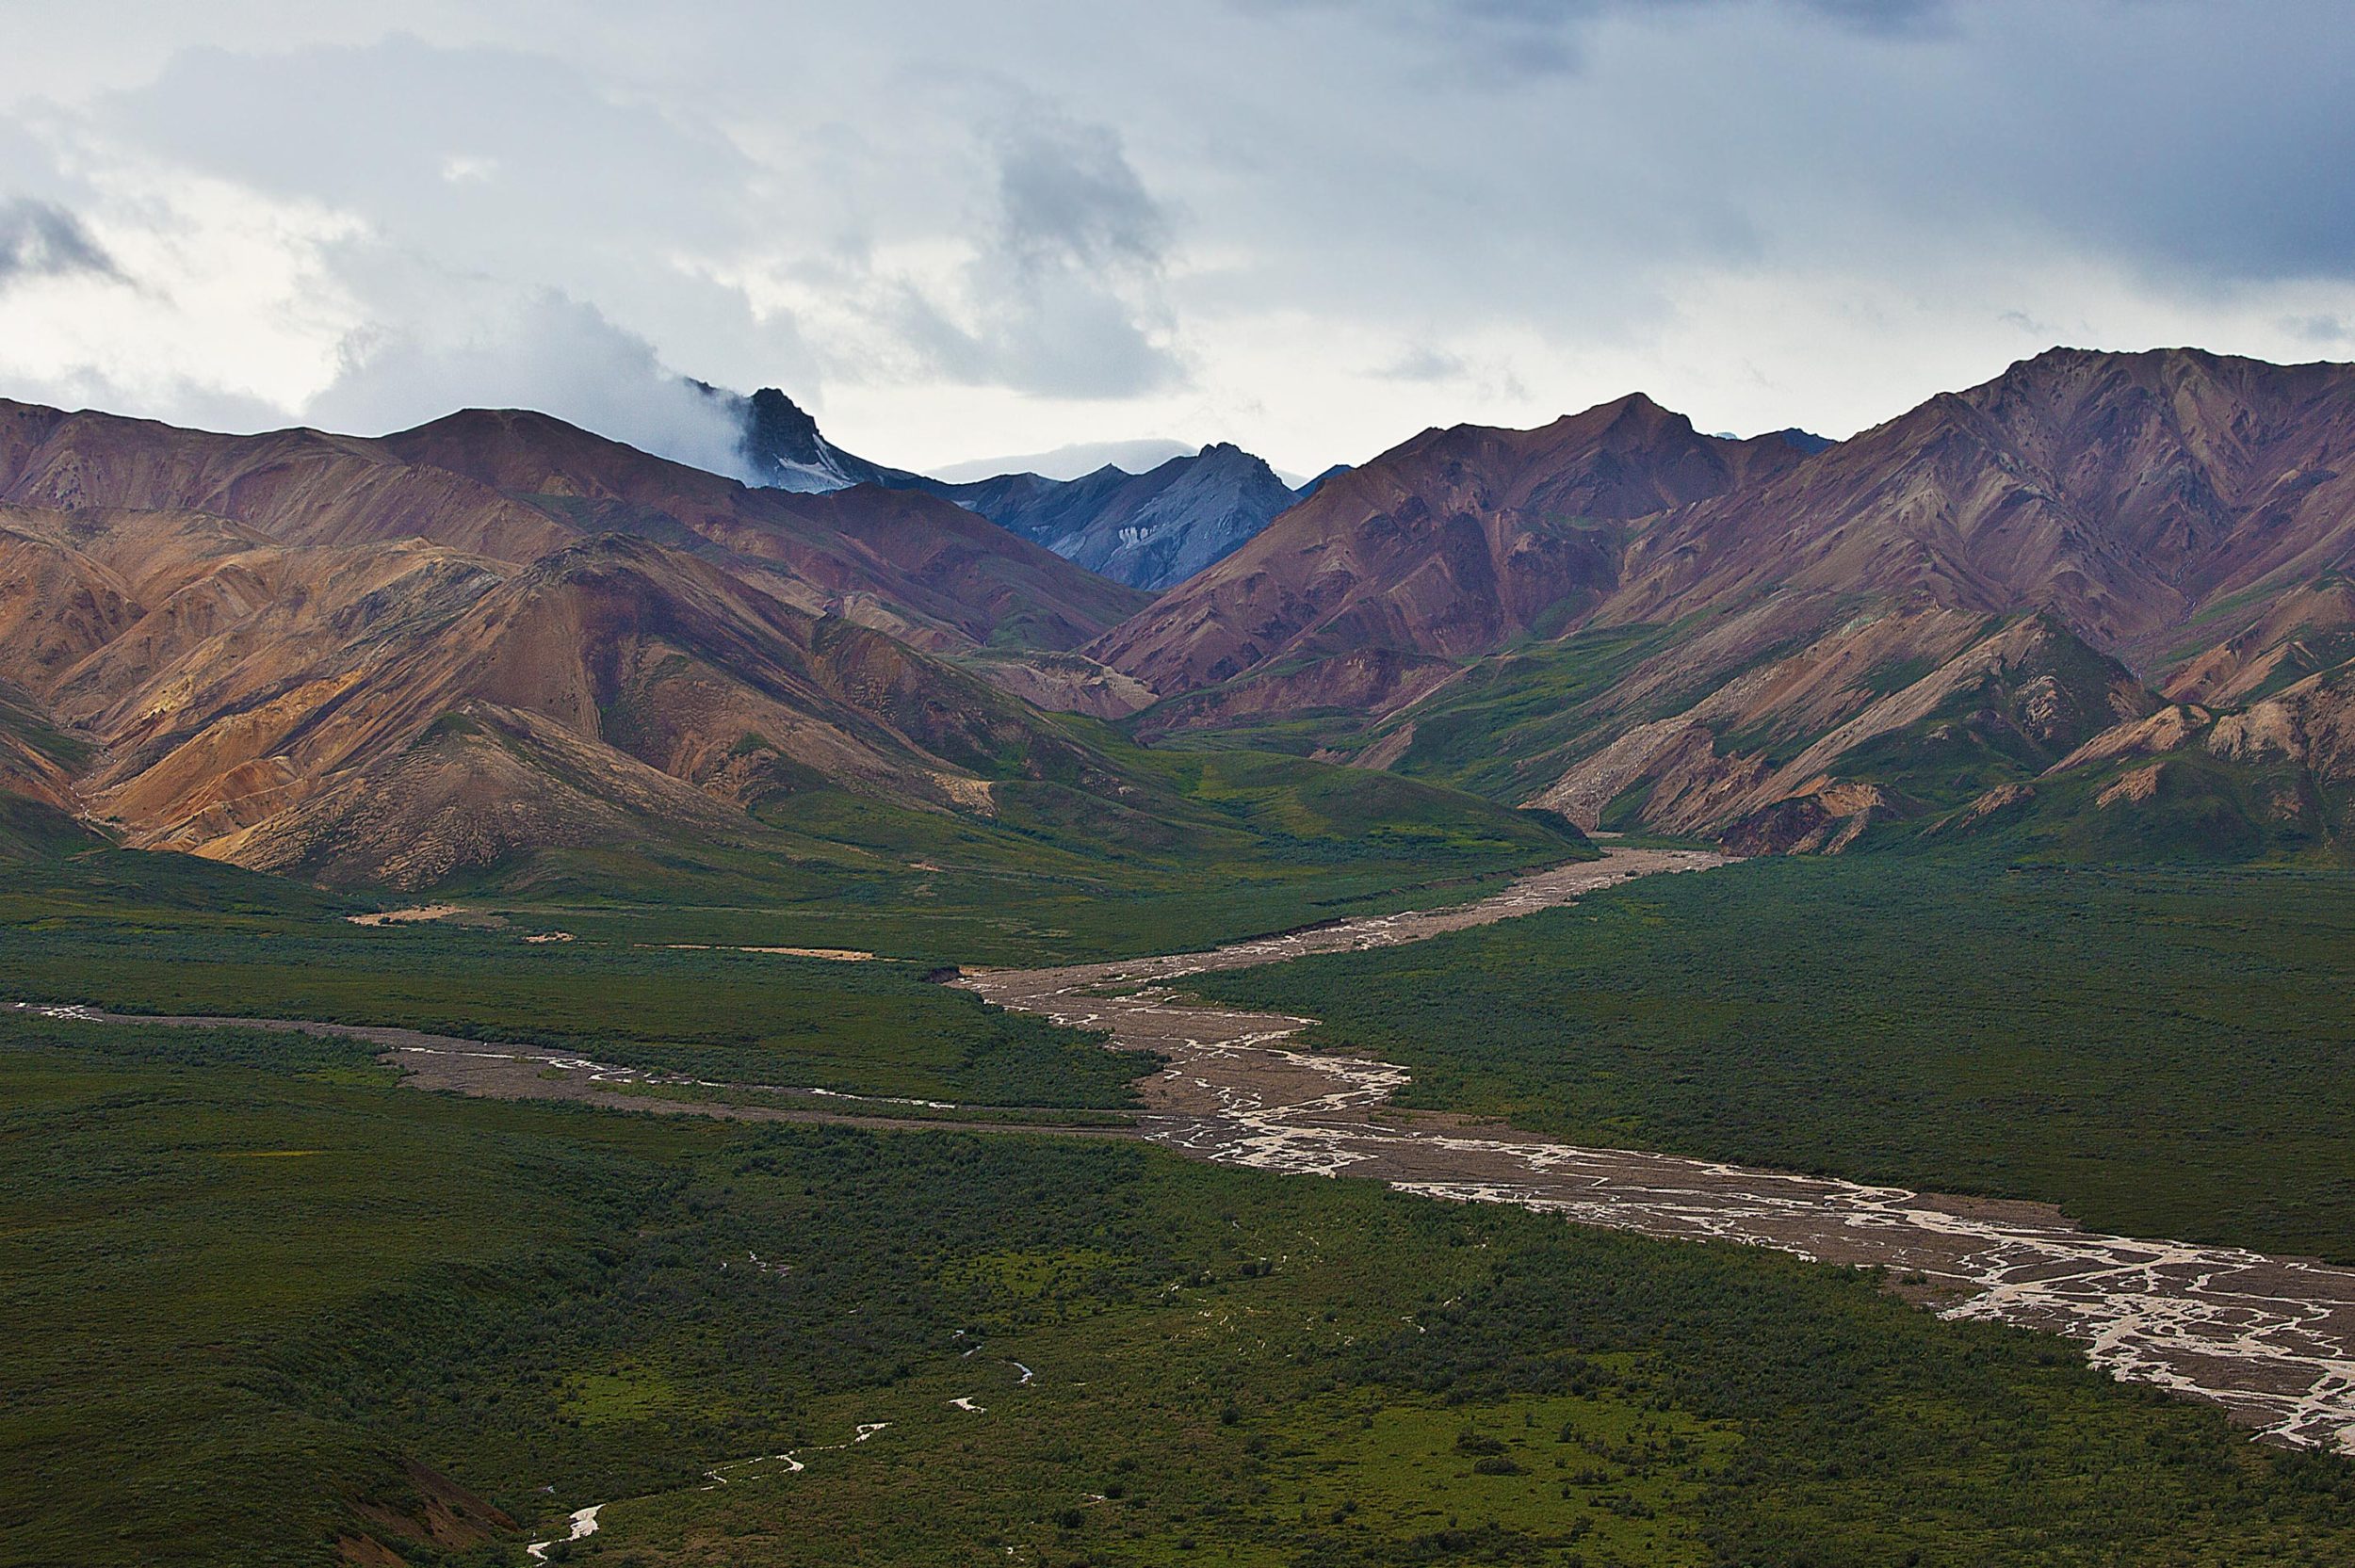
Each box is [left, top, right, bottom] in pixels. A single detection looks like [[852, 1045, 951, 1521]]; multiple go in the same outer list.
[[0, 0, 2348, 478]]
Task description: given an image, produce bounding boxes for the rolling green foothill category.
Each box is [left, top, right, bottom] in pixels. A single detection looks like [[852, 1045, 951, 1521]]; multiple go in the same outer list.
[[0, 734, 1594, 973]]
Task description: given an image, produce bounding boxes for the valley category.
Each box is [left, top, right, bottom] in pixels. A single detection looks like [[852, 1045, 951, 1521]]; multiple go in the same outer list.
[[20, 846, 2355, 1469], [968, 852, 2355, 1452], [8, 348, 2355, 1564]]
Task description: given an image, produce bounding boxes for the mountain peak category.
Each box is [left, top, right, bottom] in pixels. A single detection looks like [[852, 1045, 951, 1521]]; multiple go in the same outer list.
[[1095, 394, 1803, 701], [706, 382, 914, 494], [742, 387, 826, 465], [2002, 344, 2253, 386], [1528, 392, 1695, 445], [1609, 391, 1694, 436]]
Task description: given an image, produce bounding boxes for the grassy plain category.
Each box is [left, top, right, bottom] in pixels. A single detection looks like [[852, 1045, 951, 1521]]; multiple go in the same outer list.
[[0, 850, 1141, 1108], [1193, 854, 2355, 1261], [10, 1012, 2355, 1567], [433, 735, 1594, 963], [0, 703, 1607, 1105], [0, 743, 1587, 1108], [0, 731, 1591, 972]]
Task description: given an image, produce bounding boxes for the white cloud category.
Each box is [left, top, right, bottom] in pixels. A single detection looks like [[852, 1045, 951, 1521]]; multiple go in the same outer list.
[[0, 2, 2348, 480], [305, 284, 760, 479], [0, 161, 361, 418]]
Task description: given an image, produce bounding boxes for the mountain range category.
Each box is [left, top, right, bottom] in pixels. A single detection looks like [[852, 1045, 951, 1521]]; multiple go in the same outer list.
[[2, 344, 2350, 896], [1103, 347, 2355, 859], [0, 396, 1579, 900], [0, 397, 1156, 881]]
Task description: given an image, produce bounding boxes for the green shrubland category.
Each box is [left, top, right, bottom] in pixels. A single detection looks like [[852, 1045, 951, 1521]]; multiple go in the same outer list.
[[8, 1013, 2355, 1566], [1195, 854, 2355, 1260]]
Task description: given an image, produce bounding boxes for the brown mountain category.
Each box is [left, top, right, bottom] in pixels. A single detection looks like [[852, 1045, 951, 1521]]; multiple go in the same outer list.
[[10, 344, 2350, 881], [0, 399, 1146, 657], [376, 408, 1148, 653], [1102, 348, 2355, 857], [1561, 349, 2355, 852], [0, 401, 1156, 886], [1094, 395, 1816, 723], [1603, 346, 2355, 652], [147, 533, 1106, 887]]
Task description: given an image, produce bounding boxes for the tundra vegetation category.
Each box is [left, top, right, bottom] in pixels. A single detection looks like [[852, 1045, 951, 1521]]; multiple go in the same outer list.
[[9, 1010, 2355, 1568], [1193, 853, 2355, 1262]]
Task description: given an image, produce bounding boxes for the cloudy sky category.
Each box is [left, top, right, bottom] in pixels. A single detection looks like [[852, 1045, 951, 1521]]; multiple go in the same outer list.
[[0, 1, 2348, 479]]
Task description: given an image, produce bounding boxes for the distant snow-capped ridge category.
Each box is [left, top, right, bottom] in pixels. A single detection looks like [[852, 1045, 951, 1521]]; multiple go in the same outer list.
[[700, 380, 1308, 590]]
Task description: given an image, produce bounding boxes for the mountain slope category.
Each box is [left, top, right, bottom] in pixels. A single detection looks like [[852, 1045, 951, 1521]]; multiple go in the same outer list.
[[1915, 649, 2355, 863], [377, 408, 1148, 653], [1096, 395, 1815, 724], [0, 401, 574, 560], [0, 401, 1148, 884], [163, 534, 1129, 885], [1550, 348, 2355, 851], [0, 487, 1126, 884], [1603, 348, 2355, 653]]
